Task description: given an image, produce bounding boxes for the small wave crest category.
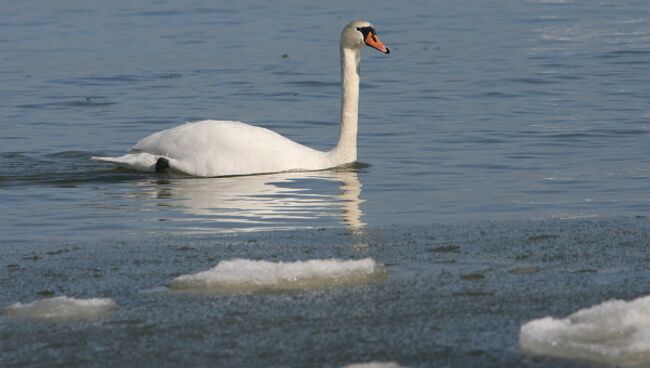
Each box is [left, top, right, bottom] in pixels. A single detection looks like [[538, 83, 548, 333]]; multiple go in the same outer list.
[[519, 295, 650, 366], [344, 362, 404, 368], [2, 296, 117, 320], [170, 258, 385, 293]]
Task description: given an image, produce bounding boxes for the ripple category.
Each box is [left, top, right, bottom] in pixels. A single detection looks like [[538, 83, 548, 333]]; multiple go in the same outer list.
[[130, 10, 182, 17], [283, 80, 339, 88], [344, 362, 405, 368], [602, 49, 650, 58], [17, 97, 116, 109], [505, 77, 557, 85], [0, 151, 151, 188]]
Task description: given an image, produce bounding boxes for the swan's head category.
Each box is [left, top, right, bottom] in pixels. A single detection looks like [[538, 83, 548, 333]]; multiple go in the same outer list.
[[341, 21, 390, 54]]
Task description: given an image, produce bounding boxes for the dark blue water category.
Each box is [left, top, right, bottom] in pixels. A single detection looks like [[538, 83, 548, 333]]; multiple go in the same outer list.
[[2, 1, 650, 366]]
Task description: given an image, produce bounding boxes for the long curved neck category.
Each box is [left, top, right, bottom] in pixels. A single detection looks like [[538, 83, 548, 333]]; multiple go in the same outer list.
[[330, 46, 360, 164]]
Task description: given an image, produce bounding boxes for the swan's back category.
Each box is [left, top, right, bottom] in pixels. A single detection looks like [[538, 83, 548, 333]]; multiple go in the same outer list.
[[130, 120, 332, 177]]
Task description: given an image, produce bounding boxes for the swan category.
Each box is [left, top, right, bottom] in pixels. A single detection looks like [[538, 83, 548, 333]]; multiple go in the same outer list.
[[92, 21, 390, 177]]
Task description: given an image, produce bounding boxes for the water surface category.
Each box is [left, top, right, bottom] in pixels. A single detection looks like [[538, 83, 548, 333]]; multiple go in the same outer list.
[[2, 0, 650, 237], [2, 0, 650, 366]]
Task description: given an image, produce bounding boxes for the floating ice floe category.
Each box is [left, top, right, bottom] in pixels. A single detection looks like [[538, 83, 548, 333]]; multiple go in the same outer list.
[[519, 295, 650, 366], [171, 258, 384, 293], [3, 296, 117, 320]]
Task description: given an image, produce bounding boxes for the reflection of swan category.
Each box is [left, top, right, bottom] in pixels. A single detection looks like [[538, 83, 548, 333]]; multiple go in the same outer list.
[[92, 21, 389, 177], [134, 170, 365, 233]]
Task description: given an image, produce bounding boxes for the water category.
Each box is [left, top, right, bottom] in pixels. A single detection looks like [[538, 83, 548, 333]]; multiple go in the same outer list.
[[2, 0, 650, 366]]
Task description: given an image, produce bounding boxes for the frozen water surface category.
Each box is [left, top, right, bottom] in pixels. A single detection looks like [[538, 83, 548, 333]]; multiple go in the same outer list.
[[4, 219, 650, 366]]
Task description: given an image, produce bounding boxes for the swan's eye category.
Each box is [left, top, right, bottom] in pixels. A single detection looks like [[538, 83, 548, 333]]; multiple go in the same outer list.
[[356, 26, 375, 39]]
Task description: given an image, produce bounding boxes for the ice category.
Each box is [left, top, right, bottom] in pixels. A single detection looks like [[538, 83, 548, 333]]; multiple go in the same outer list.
[[519, 295, 650, 366], [3, 296, 117, 320], [170, 258, 384, 293]]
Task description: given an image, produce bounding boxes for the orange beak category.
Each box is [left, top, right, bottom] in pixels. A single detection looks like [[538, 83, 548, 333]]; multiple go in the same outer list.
[[364, 31, 390, 54]]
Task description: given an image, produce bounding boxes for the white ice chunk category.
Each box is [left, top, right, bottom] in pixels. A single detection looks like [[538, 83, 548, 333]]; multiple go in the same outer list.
[[171, 258, 384, 293], [519, 295, 650, 366], [3, 296, 117, 320]]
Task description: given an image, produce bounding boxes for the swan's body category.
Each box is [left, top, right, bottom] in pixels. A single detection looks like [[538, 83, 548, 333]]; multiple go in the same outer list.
[[93, 21, 389, 177], [117, 120, 336, 177]]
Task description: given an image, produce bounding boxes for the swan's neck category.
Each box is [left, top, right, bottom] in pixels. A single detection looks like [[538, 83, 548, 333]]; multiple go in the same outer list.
[[330, 46, 360, 165]]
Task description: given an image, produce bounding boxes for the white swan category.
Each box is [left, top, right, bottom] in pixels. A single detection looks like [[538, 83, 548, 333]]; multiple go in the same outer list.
[[92, 21, 390, 177]]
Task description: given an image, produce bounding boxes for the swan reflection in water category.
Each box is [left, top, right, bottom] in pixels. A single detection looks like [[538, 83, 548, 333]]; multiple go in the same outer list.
[[130, 169, 365, 234]]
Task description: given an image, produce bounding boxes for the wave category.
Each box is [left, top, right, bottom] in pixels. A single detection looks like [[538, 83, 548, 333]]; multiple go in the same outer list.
[[344, 362, 404, 368]]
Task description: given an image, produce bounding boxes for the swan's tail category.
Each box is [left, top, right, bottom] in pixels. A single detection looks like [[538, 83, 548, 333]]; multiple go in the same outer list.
[[91, 152, 160, 172]]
